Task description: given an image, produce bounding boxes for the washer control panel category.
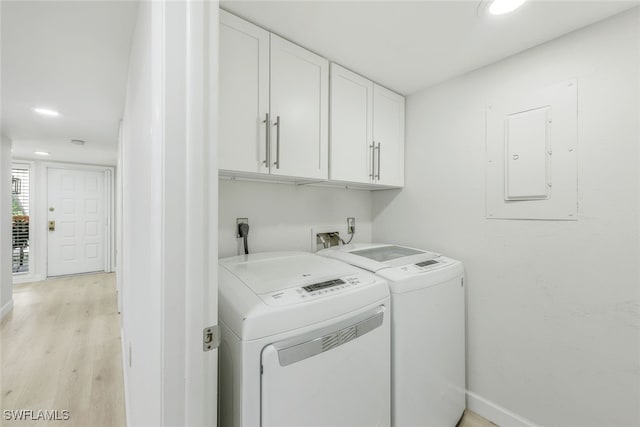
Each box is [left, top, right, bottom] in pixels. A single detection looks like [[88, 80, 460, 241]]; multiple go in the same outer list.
[[262, 274, 373, 306], [396, 256, 450, 274], [415, 259, 439, 268]]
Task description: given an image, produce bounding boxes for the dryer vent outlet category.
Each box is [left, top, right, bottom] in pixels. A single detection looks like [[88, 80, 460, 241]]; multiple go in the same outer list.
[[316, 232, 340, 250]]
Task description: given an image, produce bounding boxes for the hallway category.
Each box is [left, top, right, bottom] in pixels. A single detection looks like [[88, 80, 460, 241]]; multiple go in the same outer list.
[[1, 273, 125, 426]]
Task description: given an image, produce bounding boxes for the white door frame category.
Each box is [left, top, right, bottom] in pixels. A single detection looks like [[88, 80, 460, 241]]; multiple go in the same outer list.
[[43, 162, 115, 277], [162, 2, 219, 424], [118, 1, 218, 425]]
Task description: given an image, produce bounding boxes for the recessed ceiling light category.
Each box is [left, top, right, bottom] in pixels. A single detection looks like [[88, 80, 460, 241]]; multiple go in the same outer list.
[[489, 0, 527, 15], [34, 151, 50, 156], [32, 107, 60, 117]]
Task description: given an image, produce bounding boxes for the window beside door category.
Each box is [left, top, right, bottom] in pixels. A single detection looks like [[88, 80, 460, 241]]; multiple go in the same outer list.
[[11, 164, 31, 275]]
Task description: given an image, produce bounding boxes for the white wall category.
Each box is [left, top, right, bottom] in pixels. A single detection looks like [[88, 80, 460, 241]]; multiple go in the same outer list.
[[373, 8, 640, 427], [0, 135, 13, 319], [121, 3, 163, 423], [10, 139, 117, 166], [218, 179, 373, 258]]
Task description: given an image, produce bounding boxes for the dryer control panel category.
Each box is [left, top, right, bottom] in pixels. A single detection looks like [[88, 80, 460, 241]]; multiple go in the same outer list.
[[261, 274, 374, 306]]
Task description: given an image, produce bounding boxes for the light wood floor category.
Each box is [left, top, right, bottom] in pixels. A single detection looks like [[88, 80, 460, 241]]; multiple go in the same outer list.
[[1, 273, 125, 427], [459, 409, 498, 427]]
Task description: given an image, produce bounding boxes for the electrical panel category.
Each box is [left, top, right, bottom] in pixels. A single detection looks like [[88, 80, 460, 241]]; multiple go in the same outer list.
[[486, 79, 578, 220]]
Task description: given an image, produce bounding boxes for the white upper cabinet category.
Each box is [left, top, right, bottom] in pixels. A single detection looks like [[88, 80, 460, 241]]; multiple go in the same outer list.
[[219, 10, 402, 187], [219, 11, 270, 174], [330, 64, 405, 188], [330, 64, 373, 184], [269, 35, 329, 180], [373, 84, 405, 187]]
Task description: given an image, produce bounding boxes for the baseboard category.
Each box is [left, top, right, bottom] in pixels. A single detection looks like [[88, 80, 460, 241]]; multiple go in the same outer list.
[[1, 299, 14, 319], [12, 274, 46, 285], [467, 391, 539, 427], [121, 329, 131, 427]]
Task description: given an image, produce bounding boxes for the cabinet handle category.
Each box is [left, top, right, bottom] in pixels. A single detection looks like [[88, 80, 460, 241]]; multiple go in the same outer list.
[[375, 142, 381, 180], [273, 116, 281, 169], [262, 113, 271, 167], [370, 143, 375, 179]]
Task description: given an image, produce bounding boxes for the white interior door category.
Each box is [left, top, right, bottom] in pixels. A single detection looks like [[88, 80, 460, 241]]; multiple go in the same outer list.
[[47, 168, 105, 277]]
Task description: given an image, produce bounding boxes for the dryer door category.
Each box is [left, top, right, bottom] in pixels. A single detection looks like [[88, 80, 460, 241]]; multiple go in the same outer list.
[[260, 305, 390, 427]]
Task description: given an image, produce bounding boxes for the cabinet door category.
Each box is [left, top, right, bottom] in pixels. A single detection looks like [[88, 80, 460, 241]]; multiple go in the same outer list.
[[219, 11, 270, 173], [330, 64, 374, 184], [270, 35, 329, 180], [373, 85, 405, 187]]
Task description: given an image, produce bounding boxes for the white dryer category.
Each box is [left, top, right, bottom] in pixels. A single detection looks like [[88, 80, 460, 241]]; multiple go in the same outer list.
[[318, 244, 465, 427], [218, 251, 391, 427]]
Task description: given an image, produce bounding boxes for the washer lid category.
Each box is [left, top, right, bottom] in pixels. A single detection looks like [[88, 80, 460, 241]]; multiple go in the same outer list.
[[350, 245, 424, 262], [318, 243, 439, 272], [220, 251, 354, 295]]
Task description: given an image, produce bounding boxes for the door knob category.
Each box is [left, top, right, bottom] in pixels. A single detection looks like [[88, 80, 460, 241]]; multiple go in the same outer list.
[[48, 221, 55, 231]]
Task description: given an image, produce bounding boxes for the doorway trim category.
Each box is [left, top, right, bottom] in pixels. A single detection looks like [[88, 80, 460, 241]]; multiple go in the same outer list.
[[42, 162, 115, 278]]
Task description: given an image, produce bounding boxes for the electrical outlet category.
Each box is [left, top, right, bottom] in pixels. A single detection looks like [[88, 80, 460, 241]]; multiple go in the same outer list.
[[236, 218, 248, 238], [347, 217, 355, 234]]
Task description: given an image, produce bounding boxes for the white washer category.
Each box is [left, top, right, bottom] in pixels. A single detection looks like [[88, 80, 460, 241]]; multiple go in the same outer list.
[[218, 251, 391, 427], [318, 243, 465, 427]]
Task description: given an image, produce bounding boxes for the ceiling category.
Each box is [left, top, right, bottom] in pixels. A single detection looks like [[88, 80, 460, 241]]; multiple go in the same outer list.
[[222, 0, 639, 95], [1, 1, 637, 164], [1, 1, 138, 164]]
